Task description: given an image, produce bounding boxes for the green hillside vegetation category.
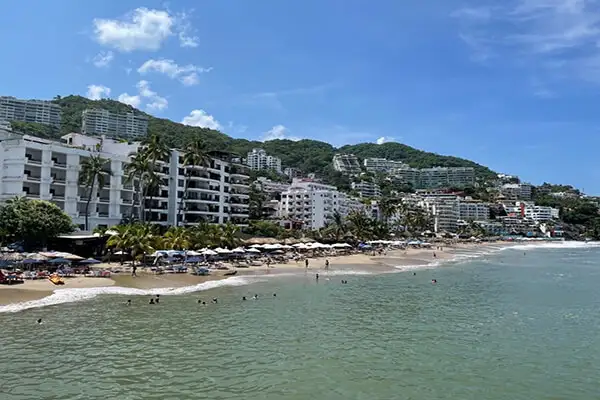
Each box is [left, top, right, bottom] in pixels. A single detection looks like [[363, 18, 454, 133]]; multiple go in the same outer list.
[[10, 95, 496, 182]]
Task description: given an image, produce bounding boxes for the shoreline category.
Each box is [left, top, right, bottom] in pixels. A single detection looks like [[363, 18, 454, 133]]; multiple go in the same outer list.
[[0, 240, 589, 309]]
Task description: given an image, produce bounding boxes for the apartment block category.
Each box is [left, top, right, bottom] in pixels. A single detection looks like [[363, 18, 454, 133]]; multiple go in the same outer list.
[[0, 128, 251, 230], [279, 179, 364, 229], [459, 200, 490, 221], [332, 154, 362, 174], [0, 96, 61, 128], [254, 177, 290, 195], [422, 197, 460, 233], [82, 109, 149, 139], [392, 166, 475, 189], [351, 180, 382, 198], [283, 167, 302, 180], [363, 157, 405, 173], [501, 183, 533, 201], [246, 148, 282, 173]]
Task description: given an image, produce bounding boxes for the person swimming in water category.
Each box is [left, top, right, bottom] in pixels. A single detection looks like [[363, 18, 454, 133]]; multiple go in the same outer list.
[[431, 279, 437, 284], [242, 296, 247, 301], [127, 299, 131, 305], [413, 272, 416, 276], [316, 273, 319, 281], [212, 298, 218, 304], [149, 298, 155, 304], [253, 294, 258, 300], [37, 318, 42, 324], [155, 295, 160, 304], [273, 293, 277, 297]]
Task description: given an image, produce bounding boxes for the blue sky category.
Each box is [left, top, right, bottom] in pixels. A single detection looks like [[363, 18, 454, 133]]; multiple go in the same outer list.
[[1, 0, 599, 192]]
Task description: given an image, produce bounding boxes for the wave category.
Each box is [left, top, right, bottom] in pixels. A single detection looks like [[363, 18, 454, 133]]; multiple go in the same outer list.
[[0, 276, 257, 314], [504, 241, 600, 251]]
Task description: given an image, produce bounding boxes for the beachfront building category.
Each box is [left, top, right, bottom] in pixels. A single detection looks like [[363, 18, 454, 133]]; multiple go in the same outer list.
[[332, 153, 362, 175], [459, 200, 490, 221], [279, 179, 364, 229], [423, 197, 460, 233], [351, 180, 382, 198], [246, 148, 282, 173], [81, 109, 149, 139], [0, 127, 251, 230], [363, 157, 405, 173], [0, 96, 61, 128]]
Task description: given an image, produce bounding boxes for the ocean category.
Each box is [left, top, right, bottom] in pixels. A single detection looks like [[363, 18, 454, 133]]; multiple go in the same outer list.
[[1, 242, 600, 399]]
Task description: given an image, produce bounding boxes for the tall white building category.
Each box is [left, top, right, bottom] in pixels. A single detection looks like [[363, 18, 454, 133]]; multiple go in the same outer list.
[[279, 179, 364, 229], [0, 128, 250, 230], [246, 148, 282, 173], [351, 181, 382, 198], [0, 96, 61, 128], [363, 158, 405, 173], [501, 183, 533, 201], [459, 200, 490, 221], [332, 154, 362, 174], [82, 109, 148, 139], [254, 177, 290, 194]]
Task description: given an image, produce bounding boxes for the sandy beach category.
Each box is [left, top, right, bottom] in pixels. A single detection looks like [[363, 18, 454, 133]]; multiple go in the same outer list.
[[0, 241, 509, 305]]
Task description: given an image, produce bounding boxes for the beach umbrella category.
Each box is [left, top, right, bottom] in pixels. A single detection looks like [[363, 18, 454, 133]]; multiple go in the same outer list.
[[232, 247, 246, 253], [48, 258, 71, 264], [0, 253, 24, 261], [186, 250, 202, 256], [113, 250, 128, 255], [246, 248, 261, 253], [201, 249, 218, 256], [271, 250, 284, 254], [215, 247, 232, 254], [332, 243, 351, 248], [281, 245, 294, 249], [263, 243, 282, 250], [21, 258, 42, 264], [79, 258, 101, 264], [292, 243, 305, 248], [185, 257, 202, 263], [249, 244, 263, 248]]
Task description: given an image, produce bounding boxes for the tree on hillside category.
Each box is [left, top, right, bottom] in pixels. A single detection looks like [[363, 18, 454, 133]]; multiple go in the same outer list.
[[0, 197, 73, 249], [178, 138, 211, 226], [79, 154, 110, 230]]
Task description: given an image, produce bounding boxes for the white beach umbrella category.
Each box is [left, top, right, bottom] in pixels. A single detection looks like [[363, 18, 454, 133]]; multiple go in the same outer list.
[[292, 243, 305, 248], [186, 250, 202, 256], [281, 245, 294, 249], [201, 249, 218, 256], [232, 247, 246, 253], [246, 248, 261, 253], [250, 244, 263, 248], [215, 247, 232, 254], [332, 243, 351, 248]]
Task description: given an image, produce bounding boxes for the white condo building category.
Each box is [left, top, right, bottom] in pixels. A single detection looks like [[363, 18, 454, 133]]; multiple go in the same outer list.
[[246, 148, 282, 173], [393, 166, 475, 189], [279, 179, 364, 229], [459, 200, 490, 221], [501, 183, 533, 201], [82, 109, 148, 139], [363, 158, 405, 173], [351, 181, 382, 198], [254, 177, 290, 194], [0, 128, 250, 230], [332, 154, 362, 174], [0, 96, 61, 128]]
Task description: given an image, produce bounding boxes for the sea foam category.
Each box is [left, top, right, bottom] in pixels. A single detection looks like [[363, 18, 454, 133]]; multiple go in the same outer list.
[[0, 275, 257, 314]]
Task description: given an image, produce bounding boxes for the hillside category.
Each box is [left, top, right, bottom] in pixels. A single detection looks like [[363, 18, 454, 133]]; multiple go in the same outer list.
[[16, 95, 497, 179]]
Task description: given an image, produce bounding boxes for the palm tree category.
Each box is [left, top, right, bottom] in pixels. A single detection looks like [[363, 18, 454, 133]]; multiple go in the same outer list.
[[125, 152, 147, 221], [178, 138, 211, 226], [324, 211, 346, 242], [79, 155, 109, 230], [162, 226, 191, 250], [220, 223, 241, 249], [347, 212, 372, 242], [139, 134, 170, 222]]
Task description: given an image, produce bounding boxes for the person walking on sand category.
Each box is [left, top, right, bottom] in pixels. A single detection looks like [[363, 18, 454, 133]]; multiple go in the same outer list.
[[305, 259, 309, 269], [132, 265, 137, 277], [325, 259, 330, 271]]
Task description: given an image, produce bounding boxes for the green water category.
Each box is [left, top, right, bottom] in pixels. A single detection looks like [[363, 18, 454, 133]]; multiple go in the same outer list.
[[1, 246, 600, 399]]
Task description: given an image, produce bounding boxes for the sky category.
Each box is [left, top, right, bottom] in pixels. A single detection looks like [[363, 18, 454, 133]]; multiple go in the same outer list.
[[1, 0, 599, 192]]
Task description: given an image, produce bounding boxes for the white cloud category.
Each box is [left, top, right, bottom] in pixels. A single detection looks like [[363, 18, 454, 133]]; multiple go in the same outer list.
[[86, 84, 111, 100], [262, 125, 301, 141], [92, 7, 201, 52], [92, 51, 114, 68], [117, 93, 141, 108], [116, 80, 167, 111], [137, 59, 210, 86], [453, 0, 600, 84], [93, 8, 174, 52], [181, 109, 222, 130], [376, 136, 394, 145]]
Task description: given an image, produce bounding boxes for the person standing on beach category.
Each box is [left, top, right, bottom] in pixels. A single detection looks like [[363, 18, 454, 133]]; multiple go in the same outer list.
[[305, 259, 309, 269], [132, 265, 137, 277], [325, 259, 330, 270]]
